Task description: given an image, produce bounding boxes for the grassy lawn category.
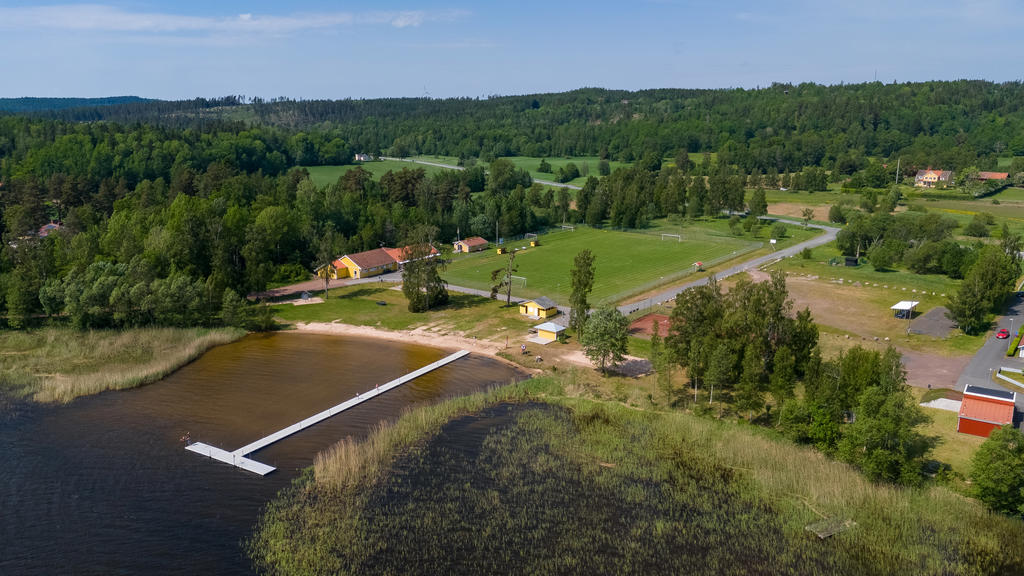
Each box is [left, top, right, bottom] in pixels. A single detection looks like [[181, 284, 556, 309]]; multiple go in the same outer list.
[[306, 161, 456, 187], [919, 405, 985, 478], [271, 284, 536, 341], [443, 224, 762, 306], [0, 327, 245, 404], [911, 387, 985, 478]]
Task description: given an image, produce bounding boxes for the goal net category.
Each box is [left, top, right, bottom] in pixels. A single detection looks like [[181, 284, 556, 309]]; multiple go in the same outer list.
[[661, 233, 682, 242], [525, 233, 538, 240], [509, 275, 527, 288], [560, 225, 575, 231]]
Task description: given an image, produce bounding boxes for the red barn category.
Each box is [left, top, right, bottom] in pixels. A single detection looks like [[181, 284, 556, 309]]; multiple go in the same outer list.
[[957, 385, 1016, 438]]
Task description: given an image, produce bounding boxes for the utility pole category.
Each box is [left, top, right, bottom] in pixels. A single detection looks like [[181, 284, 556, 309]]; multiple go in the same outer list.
[[895, 157, 901, 186]]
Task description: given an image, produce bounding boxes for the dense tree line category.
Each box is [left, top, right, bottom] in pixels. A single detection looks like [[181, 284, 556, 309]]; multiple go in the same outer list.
[[664, 271, 932, 485], [779, 345, 933, 485], [666, 271, 818, 417], [23, 82, 1024, 175], [0, 96, 150, 114]]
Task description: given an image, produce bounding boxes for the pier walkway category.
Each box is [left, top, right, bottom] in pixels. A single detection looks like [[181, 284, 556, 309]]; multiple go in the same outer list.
[[186, 350, 470, 475]]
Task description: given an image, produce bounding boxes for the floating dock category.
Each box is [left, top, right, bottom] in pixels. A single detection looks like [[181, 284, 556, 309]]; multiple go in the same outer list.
[[186, 350, 470, 475]]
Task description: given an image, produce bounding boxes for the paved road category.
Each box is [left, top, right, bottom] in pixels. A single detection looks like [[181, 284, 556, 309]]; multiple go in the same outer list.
[[615, 219, 840, 315], [380, 156, 583, 190], [955, 294, 1024, 408]]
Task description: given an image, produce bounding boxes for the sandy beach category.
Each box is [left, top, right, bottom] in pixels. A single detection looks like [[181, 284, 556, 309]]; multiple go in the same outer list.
[[291, 321, 539, 370]]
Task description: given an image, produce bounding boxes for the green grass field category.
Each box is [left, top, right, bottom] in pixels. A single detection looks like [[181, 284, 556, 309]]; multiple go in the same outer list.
[[306, 161, 456, 187], [443, 225, 760, 305]]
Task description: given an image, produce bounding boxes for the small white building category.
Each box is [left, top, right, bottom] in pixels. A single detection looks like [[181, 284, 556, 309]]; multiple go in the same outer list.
[[354, 153, 373, 162]]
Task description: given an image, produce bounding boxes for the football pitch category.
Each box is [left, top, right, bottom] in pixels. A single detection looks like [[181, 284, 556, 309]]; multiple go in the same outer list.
[[443, 226, 760, 305]]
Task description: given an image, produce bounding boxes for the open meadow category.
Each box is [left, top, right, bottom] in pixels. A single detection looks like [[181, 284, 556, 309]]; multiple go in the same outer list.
[[443, 224, 764, 305], [764, 245, 986, 362], [305, 160, 456, 187]]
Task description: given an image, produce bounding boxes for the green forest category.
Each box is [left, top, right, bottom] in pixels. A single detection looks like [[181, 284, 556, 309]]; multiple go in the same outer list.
[[3, 80, 1024, 331], [14, 81, 1024, 173]]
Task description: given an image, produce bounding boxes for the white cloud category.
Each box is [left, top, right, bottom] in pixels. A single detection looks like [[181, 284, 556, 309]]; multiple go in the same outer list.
[[0, 4, 465, 35]]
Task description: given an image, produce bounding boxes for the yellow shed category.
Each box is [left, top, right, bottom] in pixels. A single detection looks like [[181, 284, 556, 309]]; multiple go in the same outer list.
[[518, 297, 559, 319], [533, 321, 566, 343]]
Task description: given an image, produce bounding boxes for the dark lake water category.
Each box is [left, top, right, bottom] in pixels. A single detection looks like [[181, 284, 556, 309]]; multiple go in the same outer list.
[[0, 332, 524, 575]]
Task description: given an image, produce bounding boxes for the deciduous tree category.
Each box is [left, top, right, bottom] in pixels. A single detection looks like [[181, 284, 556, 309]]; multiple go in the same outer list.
[[580, 307, 629, 373]]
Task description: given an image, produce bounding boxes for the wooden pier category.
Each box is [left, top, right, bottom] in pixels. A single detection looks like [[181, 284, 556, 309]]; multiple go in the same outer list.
[[186, 350, 470, 475]]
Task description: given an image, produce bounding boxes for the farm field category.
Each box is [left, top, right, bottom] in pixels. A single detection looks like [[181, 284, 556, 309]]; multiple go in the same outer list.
[[306, 160, 456, 187], [443, 224, 761, 305]]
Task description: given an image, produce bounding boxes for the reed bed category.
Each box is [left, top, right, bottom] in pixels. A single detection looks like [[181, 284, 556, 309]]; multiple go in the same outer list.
[[0, 327, 245, 403], [251, 376, 1024, 576]]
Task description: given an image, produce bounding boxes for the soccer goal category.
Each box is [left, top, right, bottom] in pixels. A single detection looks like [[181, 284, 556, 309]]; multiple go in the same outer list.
[[661, 233, 682, 242], [525, 233, 539, 241], [560, 225, 575, 231], [510, 275, 527, 288]]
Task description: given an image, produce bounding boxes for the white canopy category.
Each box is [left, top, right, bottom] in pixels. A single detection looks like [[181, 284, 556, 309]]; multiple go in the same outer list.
[[890, 301, 919, 311], [534, 322, 566, 333]]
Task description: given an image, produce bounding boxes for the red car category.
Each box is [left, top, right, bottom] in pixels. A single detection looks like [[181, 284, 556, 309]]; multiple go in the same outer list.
[[997, 328, 1010, 339]]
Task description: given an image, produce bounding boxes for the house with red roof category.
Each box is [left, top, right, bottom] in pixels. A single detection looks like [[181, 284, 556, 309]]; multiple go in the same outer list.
[[453, 236, 489, 253], [315, 244, 439, 280], [914, 169, 954, 188], [957, 385, 1016, 438]]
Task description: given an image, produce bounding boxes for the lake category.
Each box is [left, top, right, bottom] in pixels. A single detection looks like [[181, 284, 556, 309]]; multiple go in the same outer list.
[[0, 332, 524, 575]]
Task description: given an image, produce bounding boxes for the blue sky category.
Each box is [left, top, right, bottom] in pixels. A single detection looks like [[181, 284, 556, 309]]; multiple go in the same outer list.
[[0, 0, 1020, 99]]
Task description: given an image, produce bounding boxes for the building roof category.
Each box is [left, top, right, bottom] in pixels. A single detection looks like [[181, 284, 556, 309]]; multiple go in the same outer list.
[[457, 236, 489, 247], [890, 301, 920, 311], [344, 248, 399, 270], [977, 171, 1010, 181], [964, 385, 1016, 403], [38, 222, 61, 237], [534, 322, 566, 333], [525, 296, 558, 309], [383, 244, 439, 264], [960, 396, 1015, 425], [915, 169, 953, 178], [330, 258, 348, 269]]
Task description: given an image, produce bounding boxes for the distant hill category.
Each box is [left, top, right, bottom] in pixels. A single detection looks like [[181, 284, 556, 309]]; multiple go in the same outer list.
[[0, 96, 154, 113]]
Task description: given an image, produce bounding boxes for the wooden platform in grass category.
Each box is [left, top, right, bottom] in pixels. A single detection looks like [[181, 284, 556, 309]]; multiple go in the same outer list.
[[185, 350, 470, 475]]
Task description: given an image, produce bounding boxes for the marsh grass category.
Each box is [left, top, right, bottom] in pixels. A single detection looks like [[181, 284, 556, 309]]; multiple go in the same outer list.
[[0, 327, 245, 403], [250, 376, 1024, 576]]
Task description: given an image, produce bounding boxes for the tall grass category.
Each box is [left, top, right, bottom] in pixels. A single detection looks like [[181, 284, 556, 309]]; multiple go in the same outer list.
[[251, 375, 1024, 576], [0, 327, 245, 403], [312, 377, 558, 488]]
